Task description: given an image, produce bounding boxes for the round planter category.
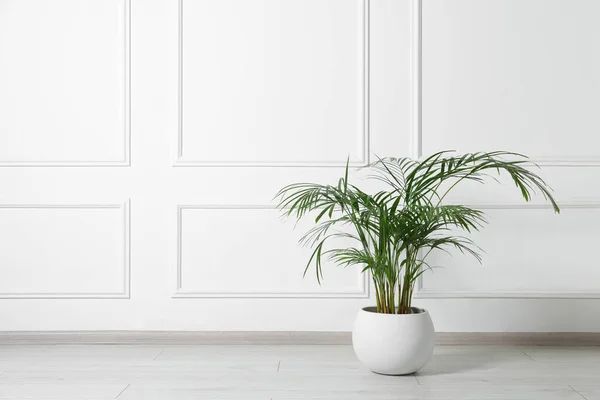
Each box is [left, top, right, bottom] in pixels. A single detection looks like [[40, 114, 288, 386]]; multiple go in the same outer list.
[[352, 306, 435, 375]]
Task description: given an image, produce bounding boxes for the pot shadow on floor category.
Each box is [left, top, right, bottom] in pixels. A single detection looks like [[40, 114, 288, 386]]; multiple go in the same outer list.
[[413, 348, 531, 377]]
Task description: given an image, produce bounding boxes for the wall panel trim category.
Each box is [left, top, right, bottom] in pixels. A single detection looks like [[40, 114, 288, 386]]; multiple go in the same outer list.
[[409, 0, 422, 160], [0, 0, 131, 167], [414, 0, 600, 166], [174, 0, 370, 167], [173, 205, 370, 298], [0, 202, 131, 299], [414, 201, 600, 299]]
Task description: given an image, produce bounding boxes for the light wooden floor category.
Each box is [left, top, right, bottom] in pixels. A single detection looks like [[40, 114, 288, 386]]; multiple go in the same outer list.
[[0, 344, 599, 399]]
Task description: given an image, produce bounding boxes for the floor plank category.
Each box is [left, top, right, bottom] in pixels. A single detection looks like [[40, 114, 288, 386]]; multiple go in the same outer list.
[[0, 382, 127, 400], [570, 385, 600, 400], [0, 344, 598, 399]]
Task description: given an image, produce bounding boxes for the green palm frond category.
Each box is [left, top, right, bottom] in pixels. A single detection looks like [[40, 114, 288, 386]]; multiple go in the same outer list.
[[276, 151, 559, 314]]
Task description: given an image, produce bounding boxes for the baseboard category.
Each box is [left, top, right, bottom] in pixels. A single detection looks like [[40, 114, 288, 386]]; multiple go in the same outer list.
[[0, 331, 351, 345], [435, 332, 600, 346], [0, 331, 599, 345]]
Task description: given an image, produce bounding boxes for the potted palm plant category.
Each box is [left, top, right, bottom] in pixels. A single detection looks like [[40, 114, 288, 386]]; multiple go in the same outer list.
[[276, 151, 559, 375]]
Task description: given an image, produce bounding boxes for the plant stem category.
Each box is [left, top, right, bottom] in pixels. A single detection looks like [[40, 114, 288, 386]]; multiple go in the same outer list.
[[397, 283, 402, 314], [379, 281, 387, 313], [388, 280, 395, 313], [374, 281, 382, 313]]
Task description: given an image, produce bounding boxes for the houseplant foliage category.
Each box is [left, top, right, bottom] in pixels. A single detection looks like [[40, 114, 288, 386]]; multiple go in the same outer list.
[[276, 151, 560, 315]]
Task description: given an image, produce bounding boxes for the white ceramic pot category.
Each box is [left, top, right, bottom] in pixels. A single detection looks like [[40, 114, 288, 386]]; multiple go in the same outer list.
[[352, 306, 435, 375]]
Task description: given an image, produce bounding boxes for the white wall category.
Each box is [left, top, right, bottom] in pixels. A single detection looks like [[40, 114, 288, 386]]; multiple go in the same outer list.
[[414, 0, 600, 332], [0, 0, 597, 332]]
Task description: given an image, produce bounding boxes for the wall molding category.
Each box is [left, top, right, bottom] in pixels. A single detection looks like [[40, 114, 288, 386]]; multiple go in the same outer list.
[[414, 201, 600, 299], [1, 331, 600, 345], [409, 0, 422, 160], [0, 0, 131, 167], [174, 0, 370, 167], [0, 202, 131, 299], [412, 0, 600, 167], [172, 205, 370, 298]]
